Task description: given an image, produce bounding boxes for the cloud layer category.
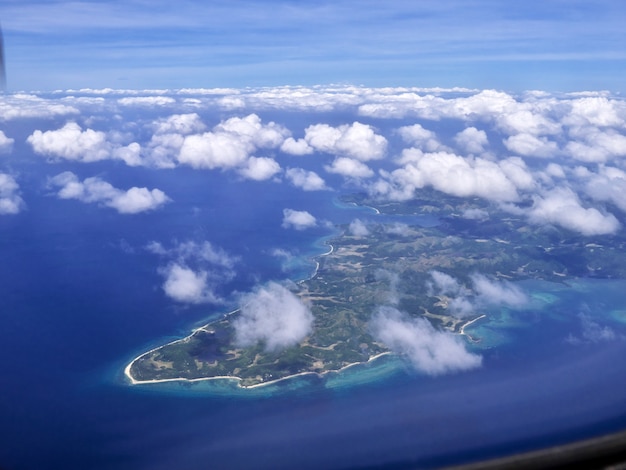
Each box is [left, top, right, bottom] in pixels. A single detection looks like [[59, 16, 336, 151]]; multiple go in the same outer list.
[[11, 86, 626, 238]]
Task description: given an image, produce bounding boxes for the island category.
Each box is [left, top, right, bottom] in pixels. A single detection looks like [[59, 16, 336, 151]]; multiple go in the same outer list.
[[125, 190, 626, 388]]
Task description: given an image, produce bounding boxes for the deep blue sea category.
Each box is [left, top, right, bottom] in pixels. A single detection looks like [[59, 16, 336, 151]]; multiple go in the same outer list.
[[2, 164, 626, 470]]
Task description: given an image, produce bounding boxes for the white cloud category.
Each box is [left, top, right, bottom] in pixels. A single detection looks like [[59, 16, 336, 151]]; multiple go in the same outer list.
[[161, 264, 218, 304], [397, 124, 444, 152], [428, 271, 463, 296], [107, 186, 170, 214], [0, 173, 25, 215], [282, 208, 317, 230], [373, 150, 519, 202], [216, 114, 289, 149], [233, 281, 313, 351], [177, 114, 289, 170], [0, 131, 15, 153], [28, 122, 112, 162], [497, 109, 561, 136], [564, 127, 626, 163], [498, 157, 535, 191], [153, 113, 206, 135], [118, 96, 176, 107], [324, 157, 374, 179], [563, 97, 625, 128], [285, 168, 328, 191], [348, 219, 369, 237], [0, 94, 79, 120], [49, 171, 170, 214], [280, 137, 313, 155], [454, 127, 488, 154], [148, 240, 237, 270], [583, 165, 626, 213], [427, 271, 528, 317], [504, 133, 560, 158], [178, 132, 251, 169], [528, 187, 620, 235], [238, 156, 281, 181], [148, 240, 238, 304], [370, 306, 482, 375], [27, 122, 142, 165], [304, 122, 387, 161], [471, 274, 528, 307]]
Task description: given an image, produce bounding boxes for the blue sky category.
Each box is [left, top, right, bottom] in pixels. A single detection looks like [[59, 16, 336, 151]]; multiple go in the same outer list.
[[1, 0, 626, 92]]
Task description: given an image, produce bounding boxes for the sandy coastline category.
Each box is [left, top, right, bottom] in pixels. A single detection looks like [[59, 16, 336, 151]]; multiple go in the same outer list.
[[459, 314, 487, 336], [125, 349, 392, 389]]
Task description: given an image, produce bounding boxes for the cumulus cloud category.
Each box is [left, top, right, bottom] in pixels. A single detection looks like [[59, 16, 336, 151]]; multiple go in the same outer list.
[[304, 122, 387, 161], [49, 171, 169, 214], [372, 150, 520, 202], [177, 114, 289, 170], [0, 173, 25, 214], [28, 123, 111, 162], [0, 131, 15, 153], [238, 156, 281, 181], [178, 131, 251, 169], [282, 208, 317, 230], [583, 165, 626, 213], [348, 219, 369, 237], [528, 187, 620, 236], [397, 124, 444, 151], [153, 113, 206, 135], [233, 281, 313, 351], [324, 157, 374, 178], [147, 240, 238, 304], [27, 122, 141, 166], [370, 306, 482, 375], [504, 133, 560, 158], [498, 157, 535, 191], [161, 264, 218, 304], [280, 137, 313, 155], [563, 97, 625, 128], [285, 168, 328, 191], [454, 127, 488, 154], [564, 127, 626, 163]]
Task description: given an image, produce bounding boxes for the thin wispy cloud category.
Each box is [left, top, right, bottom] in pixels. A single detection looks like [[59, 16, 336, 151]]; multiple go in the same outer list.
[[371, 306, 482, 375]]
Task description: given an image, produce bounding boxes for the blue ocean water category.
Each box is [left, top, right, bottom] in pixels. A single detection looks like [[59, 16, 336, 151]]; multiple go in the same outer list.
[[1, 165, 626, 470]]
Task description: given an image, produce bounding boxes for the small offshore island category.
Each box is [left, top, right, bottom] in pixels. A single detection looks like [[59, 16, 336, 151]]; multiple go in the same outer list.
[[125, 190, 626, 388]]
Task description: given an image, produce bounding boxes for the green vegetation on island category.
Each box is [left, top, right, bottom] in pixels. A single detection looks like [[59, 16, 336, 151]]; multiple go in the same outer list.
[[126, 190, 626, 387]]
